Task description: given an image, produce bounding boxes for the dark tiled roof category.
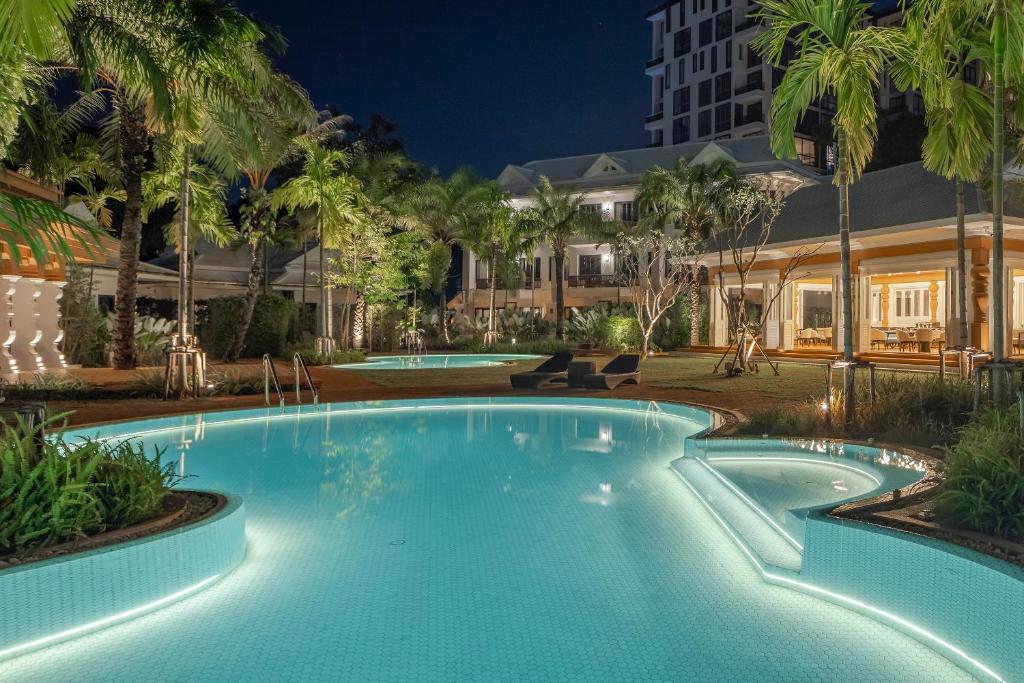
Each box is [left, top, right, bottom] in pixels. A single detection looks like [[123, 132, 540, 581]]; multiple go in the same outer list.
[[768, 161, 1023, 245]]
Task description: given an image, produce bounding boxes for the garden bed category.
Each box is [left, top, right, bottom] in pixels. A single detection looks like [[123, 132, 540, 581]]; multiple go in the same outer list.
[[0, 490, 223, 570]]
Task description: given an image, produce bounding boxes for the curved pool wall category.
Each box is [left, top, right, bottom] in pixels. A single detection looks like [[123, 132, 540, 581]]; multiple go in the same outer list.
[[674, 437, 1024, 682], [0, 494, 245, 662], [334, 353, 543, 370]]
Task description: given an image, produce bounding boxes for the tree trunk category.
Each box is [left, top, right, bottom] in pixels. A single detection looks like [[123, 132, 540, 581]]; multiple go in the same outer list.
[[956, 179, 968, 348], [554, 251, 566, 340], [991, 0, 1006, 402], [488, 256, 497, 338], [836, 128, 856, 421], [689, 267, 701, 346], [353, 295, 366, 349], [176, 152, 190, 344], [225, 239, 264, 362], [111, 101, 149, 370]]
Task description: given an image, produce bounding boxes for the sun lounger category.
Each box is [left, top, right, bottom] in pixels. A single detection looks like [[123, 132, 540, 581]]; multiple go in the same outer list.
[[581, 354, 641, 390], [509, 352, 574, 389]]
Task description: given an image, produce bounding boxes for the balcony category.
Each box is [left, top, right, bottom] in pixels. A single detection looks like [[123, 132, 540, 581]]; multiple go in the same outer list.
[[645, 50, 665, 70], [645, 108, 664, 124], [567, 274, 622, 288], [475, 277, 542, 290], [734, 75, 765, 99], [734, 16, 763, 36]]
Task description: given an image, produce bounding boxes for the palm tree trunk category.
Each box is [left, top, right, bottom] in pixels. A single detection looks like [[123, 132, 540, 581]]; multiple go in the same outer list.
[[488, 256, 497, 338], [991, 0, 1006, 403], [111, 101, 149, 370], [226, 240, 264, 361], [836, 128, 856, 421], [177, 152, 190, 345], [554, 250, 566, 340], [956, 179, 968, 348], [689, 267, 701, 346], [353, 295, 365, 349]]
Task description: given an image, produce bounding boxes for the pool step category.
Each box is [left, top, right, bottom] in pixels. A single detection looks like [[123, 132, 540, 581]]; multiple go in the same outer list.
[[671, 457, 804, 573]]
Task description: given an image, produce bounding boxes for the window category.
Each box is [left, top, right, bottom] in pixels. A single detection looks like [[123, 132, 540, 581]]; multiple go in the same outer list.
[[794, 136, 816, 166], [912, 92, 924, 115], [674, 27, 692, 56], [665, 64, 671, 89], [698, 109, 712, 136], [614, 201, 637, 222], [579, 254, 602, 276], [700, 0, 706, 10], [964, 62, 978, 84], [714, 102, 732, 133], [712, 0, 718, 11], [652, 128, 664, 146], [715, 72, 731, 102], [698, 78, 712, 106], [692, 53, 699, 72], [678, 58, 686, 83], [700, 50, 706, 70], [678, 1, 686, 26], [748, 44, 762, 67], [673, 115, 690, 144], [699, 19, 712, 46], [725, 40, 732, 67], [715, 11, 732, 40], [580, 203, 604, 216], [893, 287, 930, 321], [673, 86, 690, 115], [692, 0, 697, 13], [711, 45, 718, 73]]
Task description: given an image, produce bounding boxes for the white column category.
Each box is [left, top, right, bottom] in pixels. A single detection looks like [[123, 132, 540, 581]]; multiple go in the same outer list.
[[831, 275, 841, 352], [762, 281, 780, 349], [12, 277, 45, 373], [779, 282, 795, 350], [709, 282, 728, 347], [0, 275, 19, 375], [856, 271, 871, 353]]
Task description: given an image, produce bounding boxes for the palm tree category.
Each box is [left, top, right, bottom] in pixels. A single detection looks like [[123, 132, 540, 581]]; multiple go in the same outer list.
[[529, 176, 611, 339], [634, 158, 739, 347], [270, 139, 365, 355], [459, 187, 540, 342], [894, 1, 991, 351], [753, 0, 906, 418], [402, 168, 494, 342]]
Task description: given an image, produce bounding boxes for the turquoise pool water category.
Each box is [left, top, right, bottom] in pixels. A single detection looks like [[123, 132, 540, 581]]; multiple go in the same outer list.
[[334, 353, 542, 370], [3, 399, 975, 681]]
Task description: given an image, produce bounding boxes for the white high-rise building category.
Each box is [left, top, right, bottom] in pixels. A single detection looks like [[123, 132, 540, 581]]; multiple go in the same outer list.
[[644, 1, 908, 170]]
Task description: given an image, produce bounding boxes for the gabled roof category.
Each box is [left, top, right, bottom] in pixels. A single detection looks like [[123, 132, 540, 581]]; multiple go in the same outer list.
[[497, 136, 817, 194]]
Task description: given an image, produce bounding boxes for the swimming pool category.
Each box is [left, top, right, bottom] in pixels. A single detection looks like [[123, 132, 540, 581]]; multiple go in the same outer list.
[[334, 353, 542, 370], [1, 399, 982, 681]]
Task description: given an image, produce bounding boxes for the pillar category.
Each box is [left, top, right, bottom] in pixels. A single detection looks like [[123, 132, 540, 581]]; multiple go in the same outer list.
[[880, 283, 890, 327], [971, 248, 989, 349], [831, 275, 841, 352], [0, 276, 19, 375], [709, 281, 728, 347], [928, 280, 939, 323], [11, 278, 44, 373], [761, 282, 780, 349], [37, 280, 67, 369], [779, 281, 795, 350], [856, 272, 871, 353]]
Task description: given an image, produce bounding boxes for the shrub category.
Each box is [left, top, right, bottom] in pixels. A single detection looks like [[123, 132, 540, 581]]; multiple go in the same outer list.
[[102, 313, 174, 367], [60, 265, 108, 367], [459, 339, 569, 355], [283, 342, 365, 366], [203, 294, 298, 359], [0, 416, 178, 554], [738, 372, 974, 448], [936, 407, 1024, 540], [602, 315, 643, 352]]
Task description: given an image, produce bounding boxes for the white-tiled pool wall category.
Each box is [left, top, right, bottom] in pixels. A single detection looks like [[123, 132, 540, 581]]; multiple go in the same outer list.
[[0, 495, 245, 661]]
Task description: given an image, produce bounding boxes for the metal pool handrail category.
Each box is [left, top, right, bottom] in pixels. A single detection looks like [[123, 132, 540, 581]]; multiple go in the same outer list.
[[293, 353, 319, 408], [263, 354, 284, 409]]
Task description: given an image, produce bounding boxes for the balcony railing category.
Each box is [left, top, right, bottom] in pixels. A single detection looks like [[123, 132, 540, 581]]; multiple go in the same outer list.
[[734, 77, 765, 96], [734, 17, 763, 32], [646, 50, 665, 69], [645, 109, 664, 123], [475, 277, 542, 290], [735, 109, 765, 126], [567, 274, 622, 288]]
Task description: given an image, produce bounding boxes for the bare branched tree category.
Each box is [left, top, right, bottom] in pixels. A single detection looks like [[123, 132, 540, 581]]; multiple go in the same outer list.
[[614, 229, 700, 358], [712, 182, 819, 375]]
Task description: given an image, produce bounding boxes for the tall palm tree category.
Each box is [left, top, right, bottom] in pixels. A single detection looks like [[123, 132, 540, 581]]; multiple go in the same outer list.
[[894, 0, 991, 351], [753, 0, 906, 418], [270, 138, 365, 354], [529, 176, 611, 340], [459, 186, 540, 342], [635, 158, 739, 347], [402, 168, 494, 342]]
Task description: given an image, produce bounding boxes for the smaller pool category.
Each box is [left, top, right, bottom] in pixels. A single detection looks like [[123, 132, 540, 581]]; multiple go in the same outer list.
[[333, 353, 542, 370]]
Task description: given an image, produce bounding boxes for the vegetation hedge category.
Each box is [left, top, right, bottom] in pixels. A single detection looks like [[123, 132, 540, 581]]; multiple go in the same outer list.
[[601, 315, 643, 353], [0, 417, 178, 554], [203, 294, 298, 359]]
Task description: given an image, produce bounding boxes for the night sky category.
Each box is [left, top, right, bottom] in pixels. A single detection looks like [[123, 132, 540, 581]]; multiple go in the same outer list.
[[234, 1, 651, 177]]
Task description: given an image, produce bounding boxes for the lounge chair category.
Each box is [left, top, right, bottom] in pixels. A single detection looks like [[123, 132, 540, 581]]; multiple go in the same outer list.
[[581, 354, 641, 390], [509, 352, 573, 389]]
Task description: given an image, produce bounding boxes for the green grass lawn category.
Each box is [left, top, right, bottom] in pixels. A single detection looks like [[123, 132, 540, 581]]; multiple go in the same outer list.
[[349, 354, 921, 404]]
